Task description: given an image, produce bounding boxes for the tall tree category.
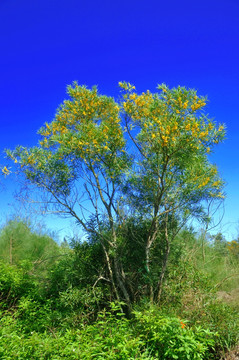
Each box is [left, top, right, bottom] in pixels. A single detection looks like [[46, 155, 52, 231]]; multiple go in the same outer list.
[[7, 82, 225, 309]]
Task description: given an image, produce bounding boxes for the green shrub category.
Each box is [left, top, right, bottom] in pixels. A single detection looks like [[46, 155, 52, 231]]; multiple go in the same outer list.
[[133, 307, 217, 360], [0, 261, 37, 308]]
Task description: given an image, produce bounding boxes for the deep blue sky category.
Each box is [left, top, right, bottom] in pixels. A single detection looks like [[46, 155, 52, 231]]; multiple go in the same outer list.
[[1, 0, 238, 240]]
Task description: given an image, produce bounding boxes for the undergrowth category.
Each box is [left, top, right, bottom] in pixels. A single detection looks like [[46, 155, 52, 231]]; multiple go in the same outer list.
[[0, 223, 238, 359]]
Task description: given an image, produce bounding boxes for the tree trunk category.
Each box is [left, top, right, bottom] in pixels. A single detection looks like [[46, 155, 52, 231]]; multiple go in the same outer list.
[[101, 243, 122, 306], [113, 256, 132, 314], [145, 217, 159, 302], [111, 227, 132, 313], [156, 213, 170, 303], [9, 236, 13, 265], [156, 242, 170, 303]]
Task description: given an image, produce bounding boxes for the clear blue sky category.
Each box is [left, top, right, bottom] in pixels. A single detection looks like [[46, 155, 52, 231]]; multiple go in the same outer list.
[[0, 0, 238, 240]]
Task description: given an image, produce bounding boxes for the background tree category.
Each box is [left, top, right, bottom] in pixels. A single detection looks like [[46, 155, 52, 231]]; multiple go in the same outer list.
[[7, 82, 225, 310], [227, 238, 239, 259], [0, 219, 59, 269]]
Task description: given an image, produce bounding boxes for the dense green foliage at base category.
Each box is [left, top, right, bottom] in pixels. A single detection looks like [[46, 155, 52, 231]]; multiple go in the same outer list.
[[0, 220, 238, 359], [0, 305, 218, 360]]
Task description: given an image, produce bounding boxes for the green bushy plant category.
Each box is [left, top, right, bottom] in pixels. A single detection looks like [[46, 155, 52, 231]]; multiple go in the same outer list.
[[0, 261, 37, 308], [46, 240, 105, 296], [159, 228, 239, 357], [15, 296, 54, 333], [133, 307, 217, 360], [0, 303, 148, 359]]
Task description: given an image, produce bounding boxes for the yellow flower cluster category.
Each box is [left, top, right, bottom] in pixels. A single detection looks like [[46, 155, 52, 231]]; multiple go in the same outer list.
[[119, 82, 135, 91], [198, 177, 210, 188], [212, 180, 221, 188], [191, 99, 206, 111], [1, 166, 10, 175], [182, 101, 188, 109], [27, 154, 36, 166], [121, 84, 219, 157], [37, 85, 125, 166], [161, 135, 168, 146], [217, 192, 225, 199], [39, 137, 49, 148]]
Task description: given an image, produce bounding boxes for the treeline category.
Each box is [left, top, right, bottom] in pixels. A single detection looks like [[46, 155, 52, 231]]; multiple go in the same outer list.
[[0, 218, 238, 359]]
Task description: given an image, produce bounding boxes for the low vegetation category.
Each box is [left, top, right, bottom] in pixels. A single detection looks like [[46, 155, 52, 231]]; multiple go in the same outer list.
[[0, 219, 238, 359]]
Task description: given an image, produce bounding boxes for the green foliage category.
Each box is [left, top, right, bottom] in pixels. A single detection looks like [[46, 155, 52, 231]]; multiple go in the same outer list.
[[0, 302, 219, 360], [46, 240, 105, 296], [159, 228, 239, 355], [15, 296, 54, 333], [133, 307, 217, 360], [0, 261, 37, 308], [0, 219, 59, 267], [0, 226, 238, 359]]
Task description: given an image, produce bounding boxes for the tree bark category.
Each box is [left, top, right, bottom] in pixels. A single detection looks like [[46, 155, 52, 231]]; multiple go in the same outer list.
[[156, 213, 170, 303]]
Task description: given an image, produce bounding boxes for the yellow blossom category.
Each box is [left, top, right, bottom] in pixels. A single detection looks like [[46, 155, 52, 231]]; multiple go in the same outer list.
[[1, 166, 10, 175]]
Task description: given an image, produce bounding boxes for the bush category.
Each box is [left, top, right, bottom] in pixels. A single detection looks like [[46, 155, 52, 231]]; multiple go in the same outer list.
[[0, 261, 37, 308], [133, 307, 217, 360]]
